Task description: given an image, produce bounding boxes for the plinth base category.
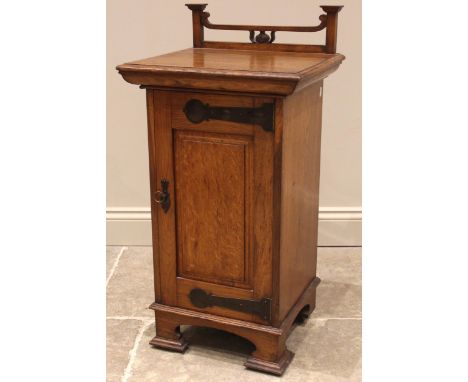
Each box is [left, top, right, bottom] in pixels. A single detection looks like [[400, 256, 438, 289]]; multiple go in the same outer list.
[[148, 277, 320, 376]]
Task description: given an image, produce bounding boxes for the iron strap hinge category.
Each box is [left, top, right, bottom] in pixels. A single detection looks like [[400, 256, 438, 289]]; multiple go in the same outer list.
[[189, 288, 271, 321], [183, 98, 275, 132]]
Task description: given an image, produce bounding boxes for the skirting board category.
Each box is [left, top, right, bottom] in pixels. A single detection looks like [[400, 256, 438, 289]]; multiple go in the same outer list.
[[106, 207, 361, 247]]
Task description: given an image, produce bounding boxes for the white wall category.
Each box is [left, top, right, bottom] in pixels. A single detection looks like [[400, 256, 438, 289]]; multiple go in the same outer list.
[[107, 0, 361, 246]]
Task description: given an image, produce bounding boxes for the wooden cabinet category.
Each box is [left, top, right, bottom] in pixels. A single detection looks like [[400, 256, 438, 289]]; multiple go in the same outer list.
[[117, 3, 344, 375]]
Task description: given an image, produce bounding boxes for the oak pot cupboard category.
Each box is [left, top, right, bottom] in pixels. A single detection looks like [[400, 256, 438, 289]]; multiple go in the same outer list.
[[117, 3, 344, 375]]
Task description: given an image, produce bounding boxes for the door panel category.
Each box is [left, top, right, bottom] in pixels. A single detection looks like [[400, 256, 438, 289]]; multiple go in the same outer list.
[[175, 130, 254, 288], [151, 90, 274, 324]]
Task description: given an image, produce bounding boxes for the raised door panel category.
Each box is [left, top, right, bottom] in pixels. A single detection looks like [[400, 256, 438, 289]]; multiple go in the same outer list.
[[174, 130, 254, 289]]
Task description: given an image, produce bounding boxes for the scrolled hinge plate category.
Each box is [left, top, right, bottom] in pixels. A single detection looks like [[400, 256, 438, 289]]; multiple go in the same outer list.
[[183, 98, 275, 132], [189, 288, 271, 321]]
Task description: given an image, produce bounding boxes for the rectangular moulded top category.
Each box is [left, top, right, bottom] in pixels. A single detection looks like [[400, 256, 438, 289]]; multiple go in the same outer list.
[[117, 48, 344, 96]]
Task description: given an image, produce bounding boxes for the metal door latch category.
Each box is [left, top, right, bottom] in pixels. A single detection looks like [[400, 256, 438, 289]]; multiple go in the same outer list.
[[154, 178, 170, 213]]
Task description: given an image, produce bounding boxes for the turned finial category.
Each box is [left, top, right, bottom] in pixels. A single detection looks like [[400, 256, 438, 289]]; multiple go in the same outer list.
[[185, 4, 209, 47], [185, 4, 208, 11], [320, 6, 344, 53]]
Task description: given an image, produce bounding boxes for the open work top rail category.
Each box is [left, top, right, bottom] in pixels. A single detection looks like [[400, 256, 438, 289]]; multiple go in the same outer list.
[[186, 3, 343, 54]]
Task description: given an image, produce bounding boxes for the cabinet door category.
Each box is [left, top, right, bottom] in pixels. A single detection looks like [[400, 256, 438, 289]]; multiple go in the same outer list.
[[149, 90, 275, 324]]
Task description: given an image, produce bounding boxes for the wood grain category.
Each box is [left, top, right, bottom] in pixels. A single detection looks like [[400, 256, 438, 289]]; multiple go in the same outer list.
[[321, 6, 344, 53], [119, 69, 299, 96], [118, 6, 345, 371], [278, 81, 324, 321], [144, 85, 327, 368], [171, 92, 274, 325], [185, 3, 207, 48], [271, 97, 284, 326], [145, 90, 161, 302], [171, 91, 255, 135], [117, 48, 344, 96], [148, 90, 278, 325], [176, 277, 255, 322], [152, 91, 177, 306], [203, 41, 326, 53], [174, 130, 253, 287], [184, 3, 343, 57], [150, 276, 320, 375], [124, 48, 336, 75], [251, 96, 275, 308]]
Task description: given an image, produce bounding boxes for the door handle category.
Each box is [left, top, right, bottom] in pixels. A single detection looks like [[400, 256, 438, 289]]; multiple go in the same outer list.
[[154, 179, 170, 213]]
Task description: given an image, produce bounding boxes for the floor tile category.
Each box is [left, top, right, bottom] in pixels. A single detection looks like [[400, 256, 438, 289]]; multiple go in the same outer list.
[[128, 318, 361, 382], [107, 246, 154, 318], [317, 247, 362, 285], [314, 248, 362, 318], [286, 319, 362, 381], [313, 281, 361, 319], [107, 319, 143, 382], [107, 246, 124, 280], [129, 322, 252, 382], [106, 246, 362, 381]]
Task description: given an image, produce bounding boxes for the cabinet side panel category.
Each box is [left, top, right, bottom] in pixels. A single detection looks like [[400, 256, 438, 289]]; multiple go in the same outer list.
[[278, 81, 323, 321], [271, 97, 283, 326]]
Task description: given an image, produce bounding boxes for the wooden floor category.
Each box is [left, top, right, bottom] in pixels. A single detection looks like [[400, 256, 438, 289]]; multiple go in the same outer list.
[[106, 247, 361, 382]]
